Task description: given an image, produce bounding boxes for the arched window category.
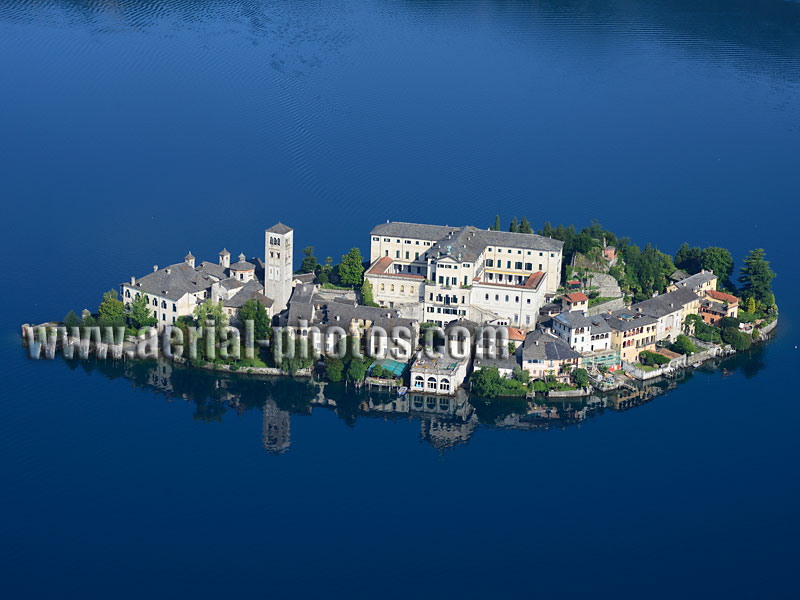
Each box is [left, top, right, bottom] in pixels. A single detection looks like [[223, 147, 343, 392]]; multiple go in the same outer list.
[[380, 283, 385, 291], [427, 376, 437, 389], [414, 375, 424, 388], [152, 298, 157, 306], [125, 289, 130, 298], [400, 285, 405, 293], [440, 379, 450, 391], [161, 301, 167, 309]]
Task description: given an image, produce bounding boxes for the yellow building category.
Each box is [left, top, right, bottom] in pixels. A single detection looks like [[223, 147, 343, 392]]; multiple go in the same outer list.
[[605, 311, 658, 364]]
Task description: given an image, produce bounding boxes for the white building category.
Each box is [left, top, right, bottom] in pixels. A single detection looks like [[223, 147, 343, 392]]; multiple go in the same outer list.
[[265, 223, 294, 315], [551, 311, 612, 354], [366, 221, 562, 328]]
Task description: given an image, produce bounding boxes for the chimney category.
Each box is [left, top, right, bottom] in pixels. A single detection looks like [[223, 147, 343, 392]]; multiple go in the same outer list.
[[185, 251, 195, 268], [130, 276, 136, 285], [153, 265, 158, 272], [165, 268, 171, 275], [238, 252, 246, 263]]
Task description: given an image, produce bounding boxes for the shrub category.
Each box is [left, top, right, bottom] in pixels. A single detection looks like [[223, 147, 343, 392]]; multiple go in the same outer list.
[[573, 368, 589, 388], [671, 334, 698, 356], [639, 351, 670, 367], [722, 327, 751, 351]]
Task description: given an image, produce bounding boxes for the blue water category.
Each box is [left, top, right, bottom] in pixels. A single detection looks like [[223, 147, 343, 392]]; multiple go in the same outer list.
[[1, 1, 799, 597]]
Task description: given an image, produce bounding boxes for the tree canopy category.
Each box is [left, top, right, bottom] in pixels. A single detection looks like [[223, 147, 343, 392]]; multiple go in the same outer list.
[[98, 289, 126, 328], [338, 247, 365, 287], [127, 293, 157, 330], [238, 298, 271, 341], [738, 248, 775, 307], [299, 246, 318, 274]]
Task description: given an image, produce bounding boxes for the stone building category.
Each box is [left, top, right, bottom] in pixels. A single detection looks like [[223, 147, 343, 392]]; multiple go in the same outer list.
[[366, 221, 562, 328], [265, 223, 294, 315]]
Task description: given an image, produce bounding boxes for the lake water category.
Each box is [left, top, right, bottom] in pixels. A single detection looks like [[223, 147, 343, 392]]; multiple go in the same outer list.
[[2, 1, 799, 598]]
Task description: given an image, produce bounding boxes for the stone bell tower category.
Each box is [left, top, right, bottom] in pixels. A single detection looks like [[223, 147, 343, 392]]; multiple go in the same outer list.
[[264, 222, 293, 314]]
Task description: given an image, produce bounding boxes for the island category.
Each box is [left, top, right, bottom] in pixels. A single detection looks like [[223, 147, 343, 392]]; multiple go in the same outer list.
[[22, 218, 778, 402]]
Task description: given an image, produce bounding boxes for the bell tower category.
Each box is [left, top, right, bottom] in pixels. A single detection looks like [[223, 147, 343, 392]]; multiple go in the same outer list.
[[264, 223, 293, 314]]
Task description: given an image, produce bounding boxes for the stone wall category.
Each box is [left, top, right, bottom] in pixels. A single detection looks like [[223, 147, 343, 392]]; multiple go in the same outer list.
[[587, 297, 625, 316]]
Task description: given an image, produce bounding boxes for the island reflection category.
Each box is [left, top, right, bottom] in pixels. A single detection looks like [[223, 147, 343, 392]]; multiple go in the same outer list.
[[53, 345, 768, 455]]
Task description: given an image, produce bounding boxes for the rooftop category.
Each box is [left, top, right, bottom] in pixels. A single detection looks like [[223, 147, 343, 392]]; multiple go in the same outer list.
[[520, 330, 582, 362], [564, 292, 589, 303], [370, 221, 564, 260], [266, 222, 293, 234]]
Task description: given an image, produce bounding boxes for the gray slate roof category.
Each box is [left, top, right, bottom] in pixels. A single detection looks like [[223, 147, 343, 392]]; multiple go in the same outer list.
[[371, 222, 564, 261], [520, 330, 582, 362], [196, 261, 228, 280], [267, 222, 293, 234], [128, 262, 212, 301], [554, 311, 612, 334], [604, 309, 658, 332], [673, 270, 717, 290], [631, 288, 700, 318], [224, 280, 273, 309], [474, 355, 520, 371], [229, 260, 255, 271]]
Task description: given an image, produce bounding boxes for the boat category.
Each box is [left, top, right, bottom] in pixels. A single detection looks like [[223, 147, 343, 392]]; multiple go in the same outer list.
[[397, 386, 408, 397]]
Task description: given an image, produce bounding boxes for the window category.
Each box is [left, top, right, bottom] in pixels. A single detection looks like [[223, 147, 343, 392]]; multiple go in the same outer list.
[[539, 264, 543, 270], [515, 262, 522, 270], [153, 298, 157, 306], [400, 285, 405, 293], [125, 289, 130, 298], [373, 236, 379, 241], [396, 251, 400, 258], [506, 261, 511, 269], [525, 263, 532, 270], [161, 300, 167, 308], [410, 286, 414, 294], [173, 303, 177, 312], [380, 283, 385, 291], [390, 284, 395, 292], [405, 251, 409, 259]]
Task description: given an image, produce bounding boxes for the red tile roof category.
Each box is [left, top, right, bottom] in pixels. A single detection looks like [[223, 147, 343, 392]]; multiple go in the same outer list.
[[706, 289, 739, 304], [507, 326, 526, 341], [365, 256, 424, 280], [564, 292, 589, 303]]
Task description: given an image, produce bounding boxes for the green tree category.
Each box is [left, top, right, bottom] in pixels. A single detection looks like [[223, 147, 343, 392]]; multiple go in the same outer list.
[[127, 293, 157, 330], [738, 249, 776, 306], [361, 279, 376, 306], [509, 217, 518, 233], [325, 356, 344, 382], [671, 334, 697, 356], [745, 296, 756, 313], [238, 298, 271, 341], [63, 310, 80, 329], [299, 246, 318, 274], [674, 243, 703, 274], [492, 215, 501, 231], [512, 367, 530, 385], [723, 326, 751, 351], [98, 289, 126, 328], [518, 217, 532, 234], [194, 299, 228, 329], [371, 365, 384, 378], [346, 358, 367, 382], [700, 247, 734, 289], [338, 247, 365, 287], [573, 368, 589, 388], [471, 366, 502, 398]]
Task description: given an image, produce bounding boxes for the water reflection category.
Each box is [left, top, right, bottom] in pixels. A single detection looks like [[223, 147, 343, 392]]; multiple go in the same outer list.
[[50, 345, 772, 454]]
